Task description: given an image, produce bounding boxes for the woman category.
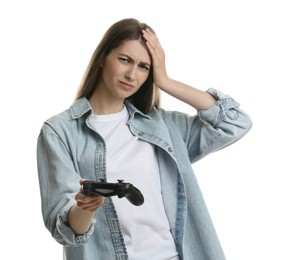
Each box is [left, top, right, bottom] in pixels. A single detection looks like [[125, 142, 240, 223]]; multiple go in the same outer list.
[[37, 18, 252, 260]]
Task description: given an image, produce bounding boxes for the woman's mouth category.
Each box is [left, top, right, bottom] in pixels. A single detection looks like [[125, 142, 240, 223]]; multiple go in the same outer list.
[[119, 81, 134, 91]]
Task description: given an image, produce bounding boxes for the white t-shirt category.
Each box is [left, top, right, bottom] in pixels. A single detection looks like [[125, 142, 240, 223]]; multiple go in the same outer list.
[[87, 106, 179, 260]]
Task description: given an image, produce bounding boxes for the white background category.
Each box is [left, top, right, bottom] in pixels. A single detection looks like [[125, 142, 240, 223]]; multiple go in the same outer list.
[[1, 0, 287, 259]]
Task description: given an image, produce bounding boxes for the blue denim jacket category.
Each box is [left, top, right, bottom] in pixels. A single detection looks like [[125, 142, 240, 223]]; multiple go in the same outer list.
[[37, 88, 252, 260]]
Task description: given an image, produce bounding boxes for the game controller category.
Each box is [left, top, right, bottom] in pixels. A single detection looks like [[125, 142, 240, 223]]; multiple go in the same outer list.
[[82, 179, 144, 206]]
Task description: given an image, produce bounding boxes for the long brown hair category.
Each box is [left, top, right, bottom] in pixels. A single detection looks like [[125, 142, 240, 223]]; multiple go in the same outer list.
[[75, 18, 160, 114]]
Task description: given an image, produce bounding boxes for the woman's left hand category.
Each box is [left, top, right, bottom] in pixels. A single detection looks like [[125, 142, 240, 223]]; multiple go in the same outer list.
[[142, 29, 169, 89]]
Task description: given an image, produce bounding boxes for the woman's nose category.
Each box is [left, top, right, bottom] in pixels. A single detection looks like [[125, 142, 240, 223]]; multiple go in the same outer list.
[[125, 66, 137, 80]]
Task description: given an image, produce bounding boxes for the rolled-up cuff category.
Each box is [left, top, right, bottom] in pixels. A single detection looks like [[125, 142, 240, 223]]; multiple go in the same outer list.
[[55, 208, 96, 246], [198, 88, 240, 126]]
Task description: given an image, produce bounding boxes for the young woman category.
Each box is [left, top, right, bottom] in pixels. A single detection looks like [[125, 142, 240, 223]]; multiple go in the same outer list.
[[37, 18, 252, 260]]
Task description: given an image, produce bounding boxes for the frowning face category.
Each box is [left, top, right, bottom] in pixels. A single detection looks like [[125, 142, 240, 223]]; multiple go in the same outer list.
[[97, 39, 151, 101]]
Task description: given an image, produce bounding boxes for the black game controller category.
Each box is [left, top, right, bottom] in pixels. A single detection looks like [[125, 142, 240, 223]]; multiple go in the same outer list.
[[82, 179, 144, 206]]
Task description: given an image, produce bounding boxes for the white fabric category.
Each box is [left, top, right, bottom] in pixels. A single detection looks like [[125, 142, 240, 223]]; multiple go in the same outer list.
[[87, 106, 179, 260]]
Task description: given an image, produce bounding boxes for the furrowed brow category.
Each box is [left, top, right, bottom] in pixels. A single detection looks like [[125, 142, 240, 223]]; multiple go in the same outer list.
[[119, 53, 150, 67]]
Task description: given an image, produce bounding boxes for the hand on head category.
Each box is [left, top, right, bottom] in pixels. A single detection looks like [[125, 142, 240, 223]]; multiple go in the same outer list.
[[142, 29, 169, 88]]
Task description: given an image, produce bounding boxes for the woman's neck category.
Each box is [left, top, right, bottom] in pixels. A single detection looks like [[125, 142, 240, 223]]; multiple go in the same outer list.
[[89, 90, 125, 115]]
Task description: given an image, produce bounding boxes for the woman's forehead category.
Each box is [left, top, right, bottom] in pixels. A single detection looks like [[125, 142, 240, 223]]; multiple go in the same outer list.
[[112, 39, 151, 63]]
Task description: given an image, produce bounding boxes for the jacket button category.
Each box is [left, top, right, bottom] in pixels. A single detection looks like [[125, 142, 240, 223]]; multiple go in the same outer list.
[[138, 132, 144, 136], [168, 147, 173, 153]]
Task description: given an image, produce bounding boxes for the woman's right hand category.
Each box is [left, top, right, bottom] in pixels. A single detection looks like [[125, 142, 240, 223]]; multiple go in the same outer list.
[[68, 179, 105, 235], [75, 179, 104, 213]]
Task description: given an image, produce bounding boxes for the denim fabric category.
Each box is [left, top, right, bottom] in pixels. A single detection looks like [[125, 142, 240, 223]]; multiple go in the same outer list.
[[37, 88, 252, 260]]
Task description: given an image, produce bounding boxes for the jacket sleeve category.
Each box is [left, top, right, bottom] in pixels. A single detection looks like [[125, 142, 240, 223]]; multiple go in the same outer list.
[[168, 88, 253, 163], [37, 124, 95, 246]]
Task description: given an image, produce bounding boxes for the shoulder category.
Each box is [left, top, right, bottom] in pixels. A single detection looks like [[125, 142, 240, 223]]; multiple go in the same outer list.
[[149, 106, 194, 125], [41, 98, 92, 134]]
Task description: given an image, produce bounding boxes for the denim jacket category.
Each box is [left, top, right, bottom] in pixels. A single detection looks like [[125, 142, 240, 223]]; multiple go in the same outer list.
[[37, 88, 252, 260]]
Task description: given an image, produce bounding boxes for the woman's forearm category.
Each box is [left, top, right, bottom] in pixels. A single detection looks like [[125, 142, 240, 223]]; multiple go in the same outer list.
[[68, 204, 95, 235], [159, 78, 217, 110]]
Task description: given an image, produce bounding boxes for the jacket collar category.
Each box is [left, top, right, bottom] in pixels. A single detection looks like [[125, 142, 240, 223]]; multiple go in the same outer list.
[[69, 97, 151, 120]]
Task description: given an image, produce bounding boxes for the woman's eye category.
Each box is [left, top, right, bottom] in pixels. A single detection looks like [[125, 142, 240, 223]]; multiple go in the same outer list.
[[139, 64, 150, 71], [119, 57, 129, 63]]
